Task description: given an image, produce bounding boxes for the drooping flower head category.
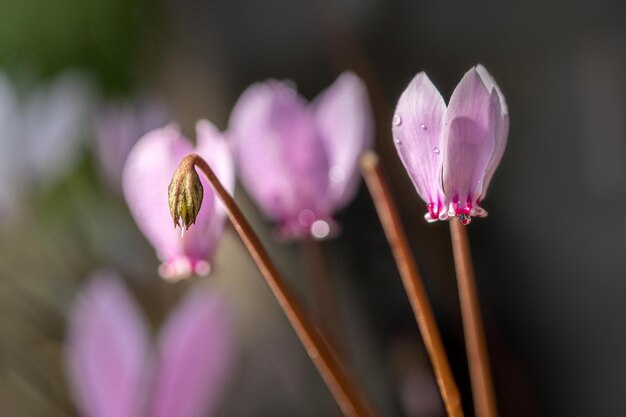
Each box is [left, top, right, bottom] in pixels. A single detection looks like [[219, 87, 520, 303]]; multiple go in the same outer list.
[[123, 121, 234, 280], [65, 271, 234, 417], [392, 65, 509, 224], [228, 71, 373, 240]]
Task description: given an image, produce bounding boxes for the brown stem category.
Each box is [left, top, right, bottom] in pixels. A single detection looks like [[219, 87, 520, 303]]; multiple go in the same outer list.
[[185, 153, 377, 417], [359, 152, 464, 417], [449, 220, 497, 417], [300, 238, 345, 355]]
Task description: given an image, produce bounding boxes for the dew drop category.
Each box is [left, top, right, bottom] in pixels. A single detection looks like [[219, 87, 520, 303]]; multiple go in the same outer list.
[[394, 137, 402, 145], [311, 220, 330, 239], [392, 113, 402, 126], [433, 147, 440, 155], [420, 123, 427, 130]]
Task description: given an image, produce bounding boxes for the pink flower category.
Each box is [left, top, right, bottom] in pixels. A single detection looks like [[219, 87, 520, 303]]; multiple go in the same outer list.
[[392, 65, 509, 224], [93, 98, 168, 193], [65, 271, 234, 417], [122, 121, 234, 280], [228, 72, 373, 240]]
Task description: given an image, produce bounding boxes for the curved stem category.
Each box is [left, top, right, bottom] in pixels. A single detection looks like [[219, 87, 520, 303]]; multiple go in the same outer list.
[[360, 152, 464, 417], [449, 220, 497, 417], [183, 153, 377, 417]]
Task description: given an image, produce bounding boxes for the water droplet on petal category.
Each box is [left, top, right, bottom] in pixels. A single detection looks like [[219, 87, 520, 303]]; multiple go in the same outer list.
[[433, 147, 440, 155], [420, 123, 427, 130], [392, 113, 402, 126], [458, 213, 471, 225], [394, 137, 402, 145]]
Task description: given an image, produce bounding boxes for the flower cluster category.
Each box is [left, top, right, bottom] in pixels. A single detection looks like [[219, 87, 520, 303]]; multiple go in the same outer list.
[[121, 72, 372, 280], [392, 65, 508, 224]]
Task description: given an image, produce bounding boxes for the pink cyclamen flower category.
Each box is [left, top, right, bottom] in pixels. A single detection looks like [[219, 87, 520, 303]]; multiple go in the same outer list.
[[93, 98, 168, 193], [393, 64, 509, 224], [65, 271, 234, 417], [123, 121, 234, 280], [229, 71, 373, 240]]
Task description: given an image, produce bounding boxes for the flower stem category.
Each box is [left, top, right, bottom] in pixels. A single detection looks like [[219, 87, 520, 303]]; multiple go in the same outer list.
[[186, 153, 377, 417], [359, 151, 464, 417], [449, 220, 497, 417], [300, 238, 345, 355]]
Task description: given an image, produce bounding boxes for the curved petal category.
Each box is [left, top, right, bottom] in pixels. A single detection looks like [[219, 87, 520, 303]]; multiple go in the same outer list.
[[122, 126, 200, 279], [392, 72, 446, 220], [150, 287, 234, 417], [229, 80, 329, 226], [475, 64, 509, 201], [442, 67, 498, 213], [313, 72, 374, 212], [65, 271, 149, 417]]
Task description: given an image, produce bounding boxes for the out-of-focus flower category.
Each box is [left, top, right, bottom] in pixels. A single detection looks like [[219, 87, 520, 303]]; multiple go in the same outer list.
[[229, 71, 373, 240], [93, 98, 168, 193], [65, 271, 234, 417], [0, 70, 94, 221], [122, 121, 234, 280], [392, 65, 509, 224]]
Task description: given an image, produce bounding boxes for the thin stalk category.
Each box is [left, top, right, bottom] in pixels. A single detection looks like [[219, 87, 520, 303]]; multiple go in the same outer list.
[[300, 238, 344, 355], [186, 153, 377, 417], [449, 220, 497, 417], [359, 152, 464, 417]]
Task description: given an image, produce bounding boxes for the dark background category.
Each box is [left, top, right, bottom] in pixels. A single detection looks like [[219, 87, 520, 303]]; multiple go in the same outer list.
[[1, 0, 625, 416]]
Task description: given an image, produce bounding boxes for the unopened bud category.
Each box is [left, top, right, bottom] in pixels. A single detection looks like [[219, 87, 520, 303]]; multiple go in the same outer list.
[[168, 154, 203, 231]]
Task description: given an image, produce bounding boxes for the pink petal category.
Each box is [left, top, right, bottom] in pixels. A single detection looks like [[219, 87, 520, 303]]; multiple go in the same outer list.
[[65, 271, 149, 417], [123, 125, 194, 274], [150, 287, 234, 417], [392, 72, 447, 221], [313, 72, 374, 212], [229, 80, 329, 229], [442, 67, 498, 214], [475, 64, 509, 201]]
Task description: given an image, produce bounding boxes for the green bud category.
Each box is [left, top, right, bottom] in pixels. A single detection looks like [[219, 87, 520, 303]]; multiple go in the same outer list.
[[168, 156, 204, 231]]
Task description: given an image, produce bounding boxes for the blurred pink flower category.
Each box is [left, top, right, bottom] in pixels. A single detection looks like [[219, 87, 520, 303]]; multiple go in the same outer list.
[[122, 121, 234, 280], [93, 98, 168, 193], [393, 65, 509, 224], [0, 70, 94, 221], [65, 271, 234, 417], [229, 72, 373, 240]]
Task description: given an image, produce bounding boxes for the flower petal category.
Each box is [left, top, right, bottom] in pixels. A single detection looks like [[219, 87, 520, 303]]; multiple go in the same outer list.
[[475, 64, 509, 200], [442, 67, 498, 211], [150, 287, 234, 417], [313, 72, 374, 211], [65, 272, 149, 417], [123, 126, 193, 271], [229, 80, 329, 223], [392, 72, 446, 220]]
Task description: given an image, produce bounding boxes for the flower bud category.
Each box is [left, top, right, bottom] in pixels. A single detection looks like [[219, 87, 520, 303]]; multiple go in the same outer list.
[[168, 155, 204, 231]]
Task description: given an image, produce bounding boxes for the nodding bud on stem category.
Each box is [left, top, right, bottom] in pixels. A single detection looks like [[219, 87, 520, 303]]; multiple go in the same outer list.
[[168, 154, 204, 231]]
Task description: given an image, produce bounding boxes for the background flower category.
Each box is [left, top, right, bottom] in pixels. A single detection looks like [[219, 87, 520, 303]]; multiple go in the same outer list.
[[65, 271, 234, 417], [123, 122, 235, 280], [229, 71, 373, 240]]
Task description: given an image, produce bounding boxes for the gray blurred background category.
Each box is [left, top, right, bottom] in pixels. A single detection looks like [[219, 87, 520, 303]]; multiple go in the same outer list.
[[1, 0, 625, 416]]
